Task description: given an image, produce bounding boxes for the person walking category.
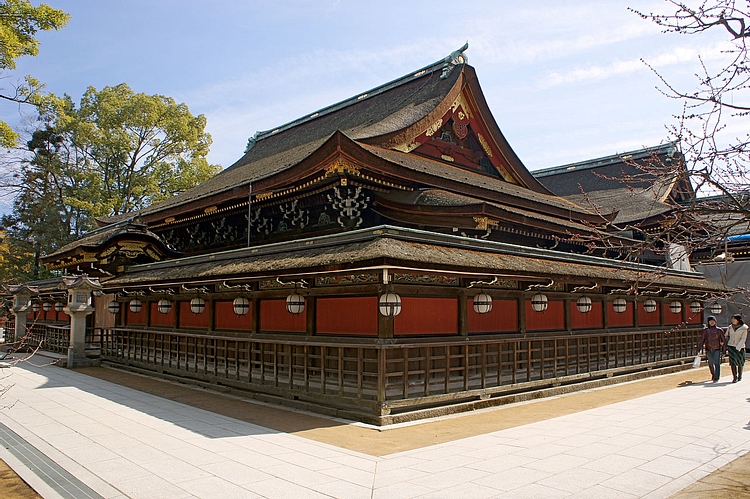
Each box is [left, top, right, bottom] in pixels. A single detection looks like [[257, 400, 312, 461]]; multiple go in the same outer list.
[[727, 314, 748, 383], [697, 316, 726, 383]]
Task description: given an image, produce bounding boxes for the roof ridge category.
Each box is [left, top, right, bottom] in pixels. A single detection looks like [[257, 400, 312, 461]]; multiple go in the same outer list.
[[532, 142, 679, 178], [244, 44, 470, 151]]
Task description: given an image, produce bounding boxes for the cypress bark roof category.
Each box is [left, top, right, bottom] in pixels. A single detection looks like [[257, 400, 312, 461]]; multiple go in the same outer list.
[[100, 57, 465, 225], [104, 225, 722, 292], [363, 145, 591, 216], [98, 50, 596, 227]]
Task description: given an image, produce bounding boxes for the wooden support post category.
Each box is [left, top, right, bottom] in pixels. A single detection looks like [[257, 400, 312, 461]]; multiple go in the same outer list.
[[458, 289, 468, 336], [174, 299, 180, 329], [659, 299, 665, 326], [602, 299, 609, 331], [634, 300, 640, 328], [251, 298, 259, 334], [209, 298, 216, 332], [379, 313, 394, 339], [306, 296, 316, 337]]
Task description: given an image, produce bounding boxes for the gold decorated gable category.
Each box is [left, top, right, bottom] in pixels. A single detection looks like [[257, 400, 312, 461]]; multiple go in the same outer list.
[[392, 90, 516, 184], [118, 242, 147, 252], [324, 157, 361, 176], [450, 93, 474, 119]]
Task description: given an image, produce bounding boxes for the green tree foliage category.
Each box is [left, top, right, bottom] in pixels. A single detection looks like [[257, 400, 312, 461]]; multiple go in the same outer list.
[[62, 84, 220, 216], [0, 127, 96, 280], [0, 0, 69, 147], [0, 85, 221, 281]]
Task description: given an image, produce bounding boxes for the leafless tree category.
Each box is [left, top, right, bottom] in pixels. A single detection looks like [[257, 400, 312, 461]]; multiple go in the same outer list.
[[629, 1, 750, 241]]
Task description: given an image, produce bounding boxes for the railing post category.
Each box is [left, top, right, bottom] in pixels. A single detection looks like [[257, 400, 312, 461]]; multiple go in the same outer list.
[[377, 344, 387, 415]]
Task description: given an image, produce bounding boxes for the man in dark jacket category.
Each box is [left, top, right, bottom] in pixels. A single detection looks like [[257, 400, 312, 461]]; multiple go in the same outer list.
[[697, 316, 726, 382]]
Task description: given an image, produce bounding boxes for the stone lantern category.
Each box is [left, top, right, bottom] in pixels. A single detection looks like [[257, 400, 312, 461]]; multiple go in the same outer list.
[[7, 284, 38, 343], [62, 275, 102, 367]]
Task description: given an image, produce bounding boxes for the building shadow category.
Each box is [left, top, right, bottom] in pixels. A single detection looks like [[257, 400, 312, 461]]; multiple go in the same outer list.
[[24, 362, 346, 440]]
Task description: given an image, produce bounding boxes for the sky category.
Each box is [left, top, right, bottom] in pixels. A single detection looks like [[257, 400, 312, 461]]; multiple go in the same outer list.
[[2, 0, 736, 172]]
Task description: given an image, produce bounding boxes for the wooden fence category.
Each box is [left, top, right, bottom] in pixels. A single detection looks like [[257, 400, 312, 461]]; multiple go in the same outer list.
[[99, 326, 700, 422], [5, 320, 100, 356]]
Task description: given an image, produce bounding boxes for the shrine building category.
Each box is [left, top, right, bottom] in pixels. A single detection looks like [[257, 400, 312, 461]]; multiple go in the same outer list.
[[9, 46, 724, 425]]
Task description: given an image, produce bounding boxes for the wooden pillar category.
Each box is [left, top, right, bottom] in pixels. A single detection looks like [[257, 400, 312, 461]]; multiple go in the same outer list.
[[682, 300, 687, 324], [209, 298, 216, 332], [659, 298, 665, 326], [306, 296, 316, 337], [634, 300, 640, 328], [564, 298, 572, 332], [602, 299, 609, 330], [517, 295, 526, 333], [145, 299, 152, 328], [174, 299, 180, 329], [458, 290, 468, 336], [250, 298, 259, 334], [378, 313, 394, 339]]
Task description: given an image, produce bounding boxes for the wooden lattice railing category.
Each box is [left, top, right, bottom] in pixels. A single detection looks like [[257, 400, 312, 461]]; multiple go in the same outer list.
[[99, 326, 700, 420]]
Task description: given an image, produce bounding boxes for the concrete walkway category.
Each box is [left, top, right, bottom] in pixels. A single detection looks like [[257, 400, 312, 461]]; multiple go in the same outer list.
[[1, 361, 749, 499]]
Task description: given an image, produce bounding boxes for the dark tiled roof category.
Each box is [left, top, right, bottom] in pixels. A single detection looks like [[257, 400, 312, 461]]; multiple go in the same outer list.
[[534, 143, 678, 183], [102, 58, 463, 225], [690, 193, 750, 238], [533, 144, 681, 225]]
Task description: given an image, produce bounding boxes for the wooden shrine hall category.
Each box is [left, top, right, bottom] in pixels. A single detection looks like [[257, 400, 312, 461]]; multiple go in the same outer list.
[[10, 45, 724, 425]]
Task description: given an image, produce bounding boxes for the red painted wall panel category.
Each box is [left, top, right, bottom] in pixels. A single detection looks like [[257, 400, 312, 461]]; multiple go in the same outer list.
[[394, 298, 458, 336], [317, 297, 378, 336], [525, 300, 565, 332], [214, 300, 252, 331], [607, 301, 634, 327], [260, 299, 306, 333], [126, 304, 147, 325], [467, 298, 518, 333], [686, 309, 703, 325], [638, 302, 661, 325], [664, 304, 683, 325], [179, 301, 209, 329], [570, 301, 604, 329], [149, 302, 174, 327]]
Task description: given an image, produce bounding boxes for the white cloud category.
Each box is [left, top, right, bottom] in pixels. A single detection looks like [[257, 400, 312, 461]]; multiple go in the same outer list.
[[467, 4, 659, 66], [540, 40, 734, 88], [190, 40, 460, 166]]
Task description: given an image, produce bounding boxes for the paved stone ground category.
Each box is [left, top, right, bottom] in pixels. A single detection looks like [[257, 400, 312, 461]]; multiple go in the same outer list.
[[1, 361, 749, 498]]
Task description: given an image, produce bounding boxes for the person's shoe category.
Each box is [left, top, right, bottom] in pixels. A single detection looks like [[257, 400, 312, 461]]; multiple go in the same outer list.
[[733, 378, 738, 383], [713, 379, 719, 383]]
